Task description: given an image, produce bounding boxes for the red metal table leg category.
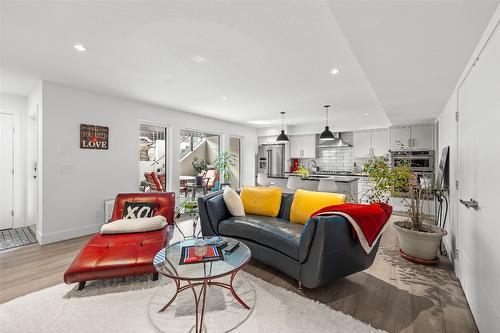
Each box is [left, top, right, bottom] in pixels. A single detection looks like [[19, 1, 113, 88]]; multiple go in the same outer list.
[[158, 266, 249, 331], [158, 278, 180, 312], [197, 280, 208, 333], [229, 270, 250, 309], [187, 280, 199, 332]]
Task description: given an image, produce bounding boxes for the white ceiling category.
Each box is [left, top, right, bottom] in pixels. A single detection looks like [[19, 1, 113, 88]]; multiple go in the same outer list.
[[329, 0, 499, 125], [0, 1, 497, 129]]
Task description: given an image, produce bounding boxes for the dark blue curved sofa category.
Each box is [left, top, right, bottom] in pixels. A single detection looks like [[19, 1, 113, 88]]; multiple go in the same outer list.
[[198, 190, 380, 289]]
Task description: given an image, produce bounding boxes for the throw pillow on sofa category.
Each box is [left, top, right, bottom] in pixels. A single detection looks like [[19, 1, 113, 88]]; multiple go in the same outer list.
[[223, 187, 245, 217], [122, 201, 157, 219], [290, 189, 346, 224], [101, 215, 167, 234], [240, 186, 283, 217]]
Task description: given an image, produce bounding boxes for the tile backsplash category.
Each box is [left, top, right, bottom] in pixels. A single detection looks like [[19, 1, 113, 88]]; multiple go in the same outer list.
[[299, 147, 356, 172]]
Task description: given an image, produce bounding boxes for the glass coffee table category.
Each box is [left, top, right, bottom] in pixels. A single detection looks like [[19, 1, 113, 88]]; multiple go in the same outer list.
[[153, 237, 251, 333]]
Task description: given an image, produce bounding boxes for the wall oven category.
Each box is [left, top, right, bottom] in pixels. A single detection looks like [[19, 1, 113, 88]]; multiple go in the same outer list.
[[390, 150, 434, 172], [390, 150, 435, 198]]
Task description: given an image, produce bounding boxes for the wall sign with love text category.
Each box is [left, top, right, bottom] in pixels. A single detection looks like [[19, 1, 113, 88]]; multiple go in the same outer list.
[[80, 124, 109, 150]]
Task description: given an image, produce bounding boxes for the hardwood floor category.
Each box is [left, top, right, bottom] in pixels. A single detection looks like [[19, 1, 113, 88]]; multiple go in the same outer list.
[[0, 217, 477, 333]]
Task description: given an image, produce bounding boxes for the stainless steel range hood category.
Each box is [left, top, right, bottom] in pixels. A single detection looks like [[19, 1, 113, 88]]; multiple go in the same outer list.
[[316, 132, 352, 148]]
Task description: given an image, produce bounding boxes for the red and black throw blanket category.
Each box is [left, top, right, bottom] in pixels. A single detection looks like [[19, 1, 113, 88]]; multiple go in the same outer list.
[[311, 203, 393, 254]]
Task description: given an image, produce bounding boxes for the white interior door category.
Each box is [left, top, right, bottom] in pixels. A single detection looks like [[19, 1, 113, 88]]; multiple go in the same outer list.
[[457, 23, 500, 333], [0, 113, 14, 230], [27, 112, 38, 228]]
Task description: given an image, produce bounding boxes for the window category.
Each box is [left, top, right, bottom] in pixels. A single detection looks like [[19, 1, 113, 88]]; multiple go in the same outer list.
[[179, 129, 221, 198], [139, 123, 167, 192]]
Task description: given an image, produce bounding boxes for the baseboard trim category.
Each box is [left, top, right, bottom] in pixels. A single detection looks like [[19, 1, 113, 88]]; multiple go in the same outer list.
[[38, 224, 101, 245], [442, 238, 456, 268]]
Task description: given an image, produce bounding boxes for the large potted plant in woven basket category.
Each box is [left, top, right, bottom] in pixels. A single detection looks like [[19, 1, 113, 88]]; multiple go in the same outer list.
[[362, 155, 447, 264]]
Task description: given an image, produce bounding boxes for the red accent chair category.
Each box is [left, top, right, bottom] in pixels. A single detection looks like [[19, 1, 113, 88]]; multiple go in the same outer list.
[[144, 172, 163, 191], [63, 192, 175, 290], [204, 169, 218, 191], [157, 172, 166, 190]]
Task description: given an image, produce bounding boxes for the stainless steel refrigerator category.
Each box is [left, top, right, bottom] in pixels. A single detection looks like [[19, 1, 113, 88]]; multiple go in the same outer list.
[[257, 144, 285, 178]]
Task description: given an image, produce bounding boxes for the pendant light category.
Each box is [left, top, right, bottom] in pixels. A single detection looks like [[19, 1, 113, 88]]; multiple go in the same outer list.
[[319, 105, 335, 141], [276, 111, 289, 142]]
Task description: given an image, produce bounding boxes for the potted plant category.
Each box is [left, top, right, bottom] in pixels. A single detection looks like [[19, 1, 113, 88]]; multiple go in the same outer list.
[[295, 165, 310, 178], [192, 156, 208, 185], [362, 155, 447, 264], [214, 151, 237, 186]]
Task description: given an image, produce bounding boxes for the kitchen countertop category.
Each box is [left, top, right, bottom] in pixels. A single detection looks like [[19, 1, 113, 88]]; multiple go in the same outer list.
[[269, 174, 360, 183], [284, 171, 367, 177]]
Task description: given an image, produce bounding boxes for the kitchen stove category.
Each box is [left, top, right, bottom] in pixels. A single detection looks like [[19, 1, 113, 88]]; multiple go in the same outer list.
[[317, 170, 353, 175]]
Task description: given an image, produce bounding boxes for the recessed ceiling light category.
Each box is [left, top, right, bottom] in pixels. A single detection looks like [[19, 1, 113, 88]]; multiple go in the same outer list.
[[248, 120, 274, 125], [221, 96, 229, 101], [192, 56, 206, 63], [73, 44, 86, 52], [330, 68, 340, 75], [363, 113, 369, 116]]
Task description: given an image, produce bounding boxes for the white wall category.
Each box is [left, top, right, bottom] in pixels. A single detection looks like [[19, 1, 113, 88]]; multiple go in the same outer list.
[[38, 81, 257, 244], [436, 96, 458, 255], [0, 93, 28, 228], [436, 5, 500, 333], [436, 5, 500, 265], [26, 83, 43, 237]]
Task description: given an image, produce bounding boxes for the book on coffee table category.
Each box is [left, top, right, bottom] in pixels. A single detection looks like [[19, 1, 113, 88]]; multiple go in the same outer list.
[[179, 245, 224, 265]]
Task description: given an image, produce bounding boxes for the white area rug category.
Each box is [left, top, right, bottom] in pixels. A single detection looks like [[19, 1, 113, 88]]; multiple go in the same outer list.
[[1, 272, 385, 333]]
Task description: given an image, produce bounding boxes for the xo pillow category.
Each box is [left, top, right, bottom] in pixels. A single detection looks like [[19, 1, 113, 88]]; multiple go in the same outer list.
[[101, 215, 167, 234], [240, 186, 283, 217], [223, 187, 245, 217], [122, 201, 157, 219], [290, 189, 346, 224]]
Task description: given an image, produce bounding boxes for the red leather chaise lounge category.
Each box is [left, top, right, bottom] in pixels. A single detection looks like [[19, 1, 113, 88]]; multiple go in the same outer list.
[[64, 192, 175, 290]]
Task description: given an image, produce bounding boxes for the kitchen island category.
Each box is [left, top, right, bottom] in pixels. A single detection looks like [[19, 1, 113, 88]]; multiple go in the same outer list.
[[268, 174, 359, 200]]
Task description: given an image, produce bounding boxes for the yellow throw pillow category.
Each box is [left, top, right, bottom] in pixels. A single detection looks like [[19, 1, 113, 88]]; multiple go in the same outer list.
[[290, 189, 346, 224], [240, 186, 283, 217]]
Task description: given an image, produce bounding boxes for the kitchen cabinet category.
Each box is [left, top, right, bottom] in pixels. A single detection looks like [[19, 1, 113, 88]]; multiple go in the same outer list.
[[353, 129, 389, 158], [301, 135, 316, 158], [353, 131, 372, 158], [390, 127, 411, 150], [357, 177, 374, 203], [258, 136, 276, 145], [289, 135, 302, 158], [390, 124, 434, 150], [371, 129, 390, 156], [411, 124, 434, 150], [336, 181, 359, 202], [289, 134, 316, 158]]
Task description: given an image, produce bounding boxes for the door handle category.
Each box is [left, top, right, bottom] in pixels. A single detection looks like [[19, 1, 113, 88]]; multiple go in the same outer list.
[[460, 198, 479, 210]]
